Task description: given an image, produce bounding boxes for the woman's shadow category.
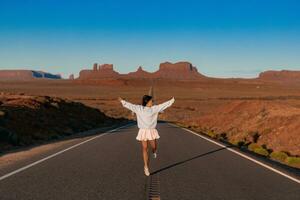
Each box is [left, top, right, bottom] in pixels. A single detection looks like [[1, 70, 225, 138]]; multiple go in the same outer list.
[[150, 146, 231, 175]]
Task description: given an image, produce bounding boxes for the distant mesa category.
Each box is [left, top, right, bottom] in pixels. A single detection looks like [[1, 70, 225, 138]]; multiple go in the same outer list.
[[0, 70, 33, 80], [258, 70, 300, 81], [78, 61, 205, 80], [2, 64, 299, 82], [127, 66, 153, 78], [0, 70, 61, 80], [33, 71, 61, 79], [79, 63, 119, 79], [154, 62, 204, 79], [69, 74, 75, 80]]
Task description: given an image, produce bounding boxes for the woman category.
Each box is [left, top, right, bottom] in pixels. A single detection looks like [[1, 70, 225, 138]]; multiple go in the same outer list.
[[118, 95, 175, 176]]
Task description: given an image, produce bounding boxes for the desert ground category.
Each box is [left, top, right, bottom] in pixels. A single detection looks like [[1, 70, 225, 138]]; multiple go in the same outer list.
[[0, 77, 300, 168]]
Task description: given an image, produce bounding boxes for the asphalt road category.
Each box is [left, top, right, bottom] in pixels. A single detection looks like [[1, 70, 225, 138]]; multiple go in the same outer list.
[[0, 122, 299, 200]]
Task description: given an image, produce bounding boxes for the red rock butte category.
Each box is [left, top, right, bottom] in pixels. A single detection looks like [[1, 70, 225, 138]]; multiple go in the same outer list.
[[0, 70, 61, 80], [78, 61, 206, 80], [258, 70, 300, 81]]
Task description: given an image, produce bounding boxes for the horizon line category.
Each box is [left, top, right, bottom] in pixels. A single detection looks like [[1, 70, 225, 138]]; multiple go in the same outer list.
[[1, 64, 299, 80]]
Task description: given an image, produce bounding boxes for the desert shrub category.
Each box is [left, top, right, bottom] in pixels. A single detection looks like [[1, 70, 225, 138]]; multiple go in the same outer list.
[[262, 144, 273, 153], [261, 144, 267, 149], [217, 132, 227, 140], [206, 130, 216, 138], [190, 126, 201, 133], [237, 141, 245, 147], [285, 157, 300, 167], [251, 132, 260, 143], [270, 151, 288, 162], [253, 147, 269, 157], [247, 143, 260, 151], [230, 140, 238, 146], [187, 123, 198, 129], [247, 143, 269, 156]]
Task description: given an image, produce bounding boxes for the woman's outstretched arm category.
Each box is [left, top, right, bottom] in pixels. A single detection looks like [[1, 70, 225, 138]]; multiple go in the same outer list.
[[153, 97, 175, 113], [118, 97, 139, 113]]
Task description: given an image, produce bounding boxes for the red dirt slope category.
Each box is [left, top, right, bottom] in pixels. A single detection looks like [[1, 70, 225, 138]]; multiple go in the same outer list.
[[186, 100, 300, 155]]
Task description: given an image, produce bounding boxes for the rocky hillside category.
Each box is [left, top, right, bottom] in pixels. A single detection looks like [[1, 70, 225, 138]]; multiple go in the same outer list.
[[0, 93, 127, 152], [183, 100, 300, 156]]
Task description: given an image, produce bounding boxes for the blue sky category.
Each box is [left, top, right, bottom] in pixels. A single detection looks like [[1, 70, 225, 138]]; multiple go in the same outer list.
[[0, 0, 300, 78]]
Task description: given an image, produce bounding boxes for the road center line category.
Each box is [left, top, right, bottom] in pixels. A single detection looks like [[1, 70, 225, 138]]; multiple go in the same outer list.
[[168, 123, 300, 184], [0, 123, 133, 181]]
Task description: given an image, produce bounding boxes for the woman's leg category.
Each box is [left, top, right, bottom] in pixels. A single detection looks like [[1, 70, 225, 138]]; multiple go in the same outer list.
[[149, 139, 157, 153], [141, 141, 149, 168]]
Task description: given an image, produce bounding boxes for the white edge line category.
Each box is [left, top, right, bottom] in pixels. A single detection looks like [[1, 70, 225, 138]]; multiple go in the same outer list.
[[168, 123, 300, 184], [0, 123, 132, 181]]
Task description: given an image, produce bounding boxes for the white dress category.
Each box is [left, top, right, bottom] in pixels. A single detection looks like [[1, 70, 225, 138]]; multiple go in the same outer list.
[[120, 97, 175, 141]]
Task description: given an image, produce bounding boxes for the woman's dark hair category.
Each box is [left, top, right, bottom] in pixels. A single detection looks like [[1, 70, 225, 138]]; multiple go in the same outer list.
[[142, 95, 152, 106]]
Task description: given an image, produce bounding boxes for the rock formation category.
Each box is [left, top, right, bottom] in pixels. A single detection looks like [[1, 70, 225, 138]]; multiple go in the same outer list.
[[258, 70, 300, 81], [69, 74, 74, 80], [153, 62, 204, 79], [0, 70, 62, 80], [93, 63, 98, 71], [79, 63, 120, 79], [127, 66, 153, 78], [0, 70, 34, 80], [78, 61, 205, 80]]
